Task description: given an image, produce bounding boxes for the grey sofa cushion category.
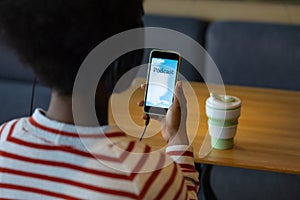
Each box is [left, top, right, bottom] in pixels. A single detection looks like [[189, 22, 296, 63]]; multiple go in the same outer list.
[[139, 14, 208, 81], [0, 80, 50, 124], [206, 21, 300, 91], [143, 14, 207, 43]]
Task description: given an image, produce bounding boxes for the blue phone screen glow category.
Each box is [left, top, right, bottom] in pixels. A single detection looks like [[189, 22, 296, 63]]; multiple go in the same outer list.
[[145, 58, 178, 109]]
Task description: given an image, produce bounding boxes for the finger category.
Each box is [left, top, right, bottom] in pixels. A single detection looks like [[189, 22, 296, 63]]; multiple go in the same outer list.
[[170, 81, 187, 112], [137, 100, 144, 107], [142, 114, 147, 120], [175, 81, 184, 99], [174, 81, 187, 105], [172, 82, 182, 107], [140, 83, 146, 90]]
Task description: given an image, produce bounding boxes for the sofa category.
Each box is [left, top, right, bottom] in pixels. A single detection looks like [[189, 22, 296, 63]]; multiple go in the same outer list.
[[1, 14, 300, 200], [205, 21, 300, 91]]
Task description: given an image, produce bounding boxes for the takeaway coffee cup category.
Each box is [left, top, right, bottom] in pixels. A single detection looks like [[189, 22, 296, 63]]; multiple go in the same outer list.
[[206, 93, 242, 150]]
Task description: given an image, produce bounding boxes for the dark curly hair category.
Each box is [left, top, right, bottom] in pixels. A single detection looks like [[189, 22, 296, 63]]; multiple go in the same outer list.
[[0, 0, 144, 95]]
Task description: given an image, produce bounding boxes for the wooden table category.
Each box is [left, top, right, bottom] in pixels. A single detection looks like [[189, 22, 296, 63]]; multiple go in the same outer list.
[[109, 78, 300, 198]]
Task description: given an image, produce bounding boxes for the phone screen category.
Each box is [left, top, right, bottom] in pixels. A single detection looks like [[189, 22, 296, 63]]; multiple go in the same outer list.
[[144, 51, 180, 115]]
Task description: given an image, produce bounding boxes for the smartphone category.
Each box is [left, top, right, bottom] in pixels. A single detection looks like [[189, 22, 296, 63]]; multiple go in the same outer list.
[[144, 50, 181, 116]]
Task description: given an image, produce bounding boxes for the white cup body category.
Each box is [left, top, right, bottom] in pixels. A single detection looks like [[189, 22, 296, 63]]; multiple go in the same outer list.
[[208, 124, 237, 139]]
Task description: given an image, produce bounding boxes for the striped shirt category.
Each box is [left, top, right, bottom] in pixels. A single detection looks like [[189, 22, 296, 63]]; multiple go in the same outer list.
[[0, 109, 199, 199]]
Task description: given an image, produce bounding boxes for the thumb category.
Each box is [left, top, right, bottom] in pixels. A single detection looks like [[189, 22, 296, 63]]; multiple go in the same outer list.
[[173, 81, 186, 108]]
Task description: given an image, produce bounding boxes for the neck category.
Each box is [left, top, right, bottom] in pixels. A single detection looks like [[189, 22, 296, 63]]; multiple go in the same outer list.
[[46, 92, 74, 124], [46, 91, 109, 126]]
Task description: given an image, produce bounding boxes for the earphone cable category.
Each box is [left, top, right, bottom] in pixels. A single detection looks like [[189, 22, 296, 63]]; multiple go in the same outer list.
[[30, 77, 37, 116], [139, 114, 150, 142]]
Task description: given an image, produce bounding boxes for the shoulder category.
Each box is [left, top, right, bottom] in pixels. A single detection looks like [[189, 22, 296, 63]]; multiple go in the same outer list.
[[0, 117, 28, 142]]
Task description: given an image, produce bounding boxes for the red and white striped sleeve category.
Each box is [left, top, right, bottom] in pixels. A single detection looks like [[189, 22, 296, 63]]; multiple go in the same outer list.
[[131, 143, 199, 200], [134, 144, 199, 199], [166, 145, 200, 200]]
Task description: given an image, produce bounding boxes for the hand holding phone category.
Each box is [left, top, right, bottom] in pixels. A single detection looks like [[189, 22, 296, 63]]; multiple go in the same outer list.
[[140, 50, 189, 145], [143, 50, 181, 116], [139, 81, 189, 145]]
